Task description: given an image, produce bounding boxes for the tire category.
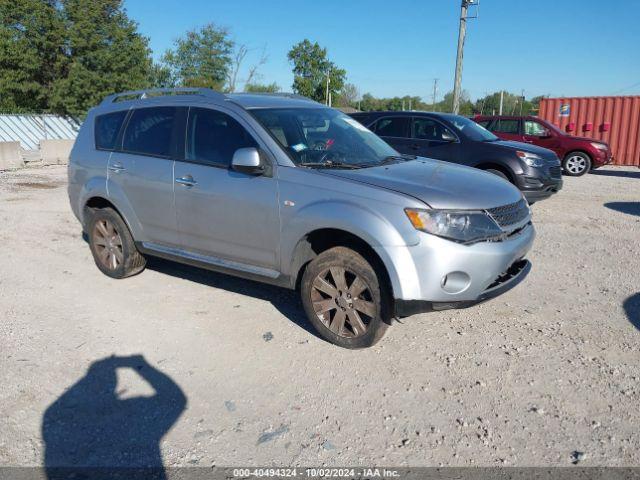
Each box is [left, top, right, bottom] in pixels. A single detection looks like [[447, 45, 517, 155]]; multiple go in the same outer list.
[[563, 151, 591, 176], [485, 168, 510, 182], [301, 247, 390, 349], [87, 207, 146, 279]]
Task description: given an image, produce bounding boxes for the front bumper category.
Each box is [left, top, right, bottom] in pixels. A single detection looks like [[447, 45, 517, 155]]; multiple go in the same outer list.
[[374, 223, 535, 318], [592, 150, 613, 168], [395, 259, 531, 316], [519, 176, 563, 203]]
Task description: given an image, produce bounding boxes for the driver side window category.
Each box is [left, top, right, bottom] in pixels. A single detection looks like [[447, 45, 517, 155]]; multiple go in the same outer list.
[[186, 108, 257, 167], [524, 120, 549, 137]]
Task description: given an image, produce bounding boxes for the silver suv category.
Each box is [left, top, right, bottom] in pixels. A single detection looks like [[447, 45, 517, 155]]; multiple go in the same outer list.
[[68, 88, 535, 349]]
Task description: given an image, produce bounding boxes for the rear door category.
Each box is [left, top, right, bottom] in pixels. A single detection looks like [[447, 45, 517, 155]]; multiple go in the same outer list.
[[491, 118, 524, 142], [368, 116, 414, 154], [173, 106, 280, 271], [410, 116, 459, 161], [107, 106, 184, 247]]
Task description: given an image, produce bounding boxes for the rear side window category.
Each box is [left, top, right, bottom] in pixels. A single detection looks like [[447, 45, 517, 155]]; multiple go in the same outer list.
[[95, 111, 128, 150], [186, 108, 257, 167], [373, 117, 410, 138], [493, 119, 520, 134], [122, 107, 178, 157]]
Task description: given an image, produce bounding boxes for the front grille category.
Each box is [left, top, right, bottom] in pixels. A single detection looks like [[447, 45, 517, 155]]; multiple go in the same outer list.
[[487, 199, 530, 228], [549, 165, 562, 178]]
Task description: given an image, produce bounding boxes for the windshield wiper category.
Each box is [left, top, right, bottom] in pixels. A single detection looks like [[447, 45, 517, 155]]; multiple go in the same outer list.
[[298, 161, 363, 169], [379, 155, 414, 165]]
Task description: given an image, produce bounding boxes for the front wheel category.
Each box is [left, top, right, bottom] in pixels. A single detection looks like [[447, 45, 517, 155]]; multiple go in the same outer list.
[[563, 152, 591, 176], [301, 247, 390, 349]]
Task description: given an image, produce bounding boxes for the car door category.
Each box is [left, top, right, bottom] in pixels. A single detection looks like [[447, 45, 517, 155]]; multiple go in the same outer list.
[[490, 118, 523, 142], [173, 106, 280, 271], [523, 119, 562, 156], [107, 106, 184, 247], [369, 116, 414, 154], [410, 117, 459, 161]]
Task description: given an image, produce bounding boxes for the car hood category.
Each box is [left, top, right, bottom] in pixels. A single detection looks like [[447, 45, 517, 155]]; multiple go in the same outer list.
[[319, 158, 524, 210], [493, 140, 558, 159]]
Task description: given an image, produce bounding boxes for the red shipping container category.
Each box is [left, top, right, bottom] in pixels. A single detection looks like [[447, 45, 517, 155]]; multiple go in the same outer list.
[[538, 96, 640, 166]]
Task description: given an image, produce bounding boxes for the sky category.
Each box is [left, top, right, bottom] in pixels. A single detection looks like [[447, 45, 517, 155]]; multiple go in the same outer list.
[[123, 0, 640, 102]]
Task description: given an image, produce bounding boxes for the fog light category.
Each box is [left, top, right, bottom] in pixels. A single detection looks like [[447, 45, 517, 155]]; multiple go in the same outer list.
[[441, 271, 471, 294]]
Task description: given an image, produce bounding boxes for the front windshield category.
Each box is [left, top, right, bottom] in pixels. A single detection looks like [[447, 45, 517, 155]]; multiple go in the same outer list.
[[449, 115, 499, 142], [250, 107, 400, 167]]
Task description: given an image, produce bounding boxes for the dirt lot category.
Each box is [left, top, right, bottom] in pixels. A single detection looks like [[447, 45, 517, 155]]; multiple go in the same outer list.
[[1, 165, 639, 468]]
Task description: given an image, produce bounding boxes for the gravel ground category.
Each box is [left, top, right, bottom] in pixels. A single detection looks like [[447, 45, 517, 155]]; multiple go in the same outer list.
[[0, 164, 639, 468]]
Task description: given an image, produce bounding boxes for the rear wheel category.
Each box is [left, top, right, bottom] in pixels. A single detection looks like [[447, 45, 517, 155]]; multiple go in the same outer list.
[[301, 247, 390, 349], [88, 207, 146, 279], [563, 152, 591, 176]]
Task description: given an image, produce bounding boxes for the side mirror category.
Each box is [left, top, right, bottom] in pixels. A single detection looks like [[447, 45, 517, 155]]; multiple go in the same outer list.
[[231, 147, 264, 175], [538, 130, 552, 139], [441, 130, 456, 142]]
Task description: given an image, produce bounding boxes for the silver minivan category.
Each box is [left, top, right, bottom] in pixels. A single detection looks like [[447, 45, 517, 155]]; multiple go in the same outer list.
[[68, 88, 535, 348]]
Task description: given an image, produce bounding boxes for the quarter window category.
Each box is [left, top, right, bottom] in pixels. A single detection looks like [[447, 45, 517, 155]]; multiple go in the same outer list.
[[122, 107, 179, 157], [95, 110, 128, 150], [493, 119, 520, 134], [186, 108, 258, 167], [372, 117, 410, 138]]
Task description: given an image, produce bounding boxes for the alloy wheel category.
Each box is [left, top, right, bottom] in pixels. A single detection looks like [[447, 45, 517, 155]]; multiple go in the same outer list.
[[310, 266, 376, 338], [92, 219, 124, 271], [565, 155, 588, 175]]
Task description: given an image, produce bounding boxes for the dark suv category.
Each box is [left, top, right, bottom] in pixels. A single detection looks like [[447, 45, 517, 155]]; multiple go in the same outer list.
[[350, 111, 562, 204], [474, 115, 613, 176]]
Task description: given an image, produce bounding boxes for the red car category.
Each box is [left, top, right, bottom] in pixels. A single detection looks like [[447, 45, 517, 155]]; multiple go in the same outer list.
[[474, 115, 613, 176]]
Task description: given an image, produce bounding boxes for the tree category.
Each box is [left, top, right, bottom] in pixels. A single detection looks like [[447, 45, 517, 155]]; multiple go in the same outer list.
[[335, 83, 359, 108], [287, 39, 345, 103], [474, 91, 535, 116], [245, 82, 280, 93], [49, 0, 151, 116], [437, 90, 473, 115], [226, 45, 268, 92], [0, 0, 64, 112], [161, 23, 233, 90], [149, 61, 175, 88]]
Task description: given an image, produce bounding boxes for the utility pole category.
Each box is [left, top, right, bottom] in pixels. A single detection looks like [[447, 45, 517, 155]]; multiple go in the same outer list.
[[452, 0, 478, 114], [432, 78, 438, 111], [402, 99, 405, 111], [325, 70, 331, 106], [519, 89, 525, 115], [499, 90, 504, 115]]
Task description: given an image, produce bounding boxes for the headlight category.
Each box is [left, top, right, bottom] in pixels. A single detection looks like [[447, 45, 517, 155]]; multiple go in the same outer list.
[[516, 150, 545, 167], [591, 142, 608, 151], [405, 208, 503, 243]]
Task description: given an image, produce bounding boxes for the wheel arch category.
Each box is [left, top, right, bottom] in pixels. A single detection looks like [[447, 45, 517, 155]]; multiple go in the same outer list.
[[476, 162, 516, 183], [290, 228, 394, 303]]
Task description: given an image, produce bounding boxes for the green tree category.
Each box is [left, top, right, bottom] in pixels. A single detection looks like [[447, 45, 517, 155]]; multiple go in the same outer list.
[[474, 91, 535, 116], [161, 23, 233, 90], [244, 82, 280, 93], [437, 90, 473, 115], [149, 61, 175, 88], [287, 39, 345, 103], [0, 0, 64, 112], [49, 0, 151, 116]]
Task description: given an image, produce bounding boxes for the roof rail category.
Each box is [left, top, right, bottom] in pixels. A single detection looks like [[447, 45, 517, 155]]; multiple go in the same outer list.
[[100, 88, 226, 105], [231, 92, 314, 102]]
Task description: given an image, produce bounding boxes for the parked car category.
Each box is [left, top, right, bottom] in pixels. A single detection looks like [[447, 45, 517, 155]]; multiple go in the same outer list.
[[69, 88, 535, 349], [474, 115, 613, 176], [349, 111, 562, 204]]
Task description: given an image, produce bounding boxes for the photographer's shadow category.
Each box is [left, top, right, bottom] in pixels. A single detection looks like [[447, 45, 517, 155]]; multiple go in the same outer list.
[[42, 355, 186, 479]]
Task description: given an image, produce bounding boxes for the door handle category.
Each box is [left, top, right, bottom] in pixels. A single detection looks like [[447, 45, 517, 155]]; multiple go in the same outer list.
[[175, 175, 197, 187], [108, 163, 125, 173]]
